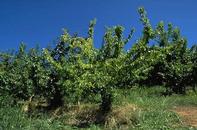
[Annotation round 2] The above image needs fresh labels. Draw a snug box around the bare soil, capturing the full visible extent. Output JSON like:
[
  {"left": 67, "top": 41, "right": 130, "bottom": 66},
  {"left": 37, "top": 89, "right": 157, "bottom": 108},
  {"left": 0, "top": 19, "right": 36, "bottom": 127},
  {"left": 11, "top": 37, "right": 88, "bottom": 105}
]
[{"left": 173, "top": 106, "right": 197, "bottom": 127}]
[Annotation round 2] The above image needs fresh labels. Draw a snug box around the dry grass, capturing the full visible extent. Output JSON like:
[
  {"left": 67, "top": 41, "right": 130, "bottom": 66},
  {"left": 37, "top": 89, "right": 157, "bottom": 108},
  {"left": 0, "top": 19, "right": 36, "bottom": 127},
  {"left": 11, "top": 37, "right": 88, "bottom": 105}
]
[
  {"left": 47, "top": 103, "right": 139, "bottom": 129},
  {"left": 104, "top": 103, "right": 139, "bottom": 129}
]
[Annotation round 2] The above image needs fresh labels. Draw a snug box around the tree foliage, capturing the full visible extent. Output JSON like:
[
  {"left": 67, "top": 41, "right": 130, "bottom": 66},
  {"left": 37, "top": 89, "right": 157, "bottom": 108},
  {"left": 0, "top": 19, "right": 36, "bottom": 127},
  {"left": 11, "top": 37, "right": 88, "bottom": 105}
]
[{"left": 0, "top": 7, "right": 196, "bottom": 112}]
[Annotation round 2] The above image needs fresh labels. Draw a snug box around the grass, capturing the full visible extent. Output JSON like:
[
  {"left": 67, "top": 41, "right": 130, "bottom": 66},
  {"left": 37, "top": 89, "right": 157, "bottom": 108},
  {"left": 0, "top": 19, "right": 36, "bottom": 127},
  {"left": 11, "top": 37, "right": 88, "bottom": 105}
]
[
  {"left": 0, "top": 87, "right": 197, "bottom": 130},
  {"left": 114, "top": 87, "right": 197, "bottom": 129}
]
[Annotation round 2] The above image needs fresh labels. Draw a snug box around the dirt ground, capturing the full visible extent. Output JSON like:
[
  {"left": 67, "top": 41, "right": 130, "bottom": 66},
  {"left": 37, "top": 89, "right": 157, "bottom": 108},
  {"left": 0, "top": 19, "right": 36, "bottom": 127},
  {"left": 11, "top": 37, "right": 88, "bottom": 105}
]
[{"left": 173, "top": 106, "right": 197, "bottom": 128}]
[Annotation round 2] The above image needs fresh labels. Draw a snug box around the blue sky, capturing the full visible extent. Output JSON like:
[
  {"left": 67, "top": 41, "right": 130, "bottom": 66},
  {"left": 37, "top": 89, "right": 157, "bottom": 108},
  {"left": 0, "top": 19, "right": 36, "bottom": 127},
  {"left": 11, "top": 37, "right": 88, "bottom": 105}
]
[{"left": 0, "top": 0, "right": 197, "bottom": 51}]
